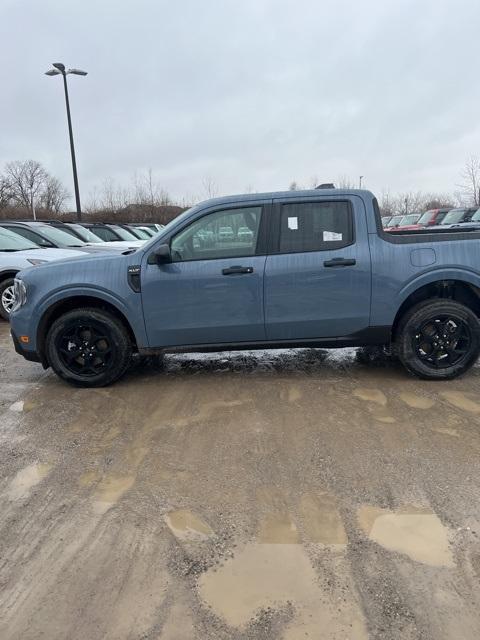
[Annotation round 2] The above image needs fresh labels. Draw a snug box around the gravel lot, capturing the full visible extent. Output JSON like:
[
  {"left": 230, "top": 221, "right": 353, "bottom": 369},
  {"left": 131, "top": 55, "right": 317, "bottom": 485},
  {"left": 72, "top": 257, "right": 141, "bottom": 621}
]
[{"left": 1, "top": 321, "right": 480, "bottom": 639}]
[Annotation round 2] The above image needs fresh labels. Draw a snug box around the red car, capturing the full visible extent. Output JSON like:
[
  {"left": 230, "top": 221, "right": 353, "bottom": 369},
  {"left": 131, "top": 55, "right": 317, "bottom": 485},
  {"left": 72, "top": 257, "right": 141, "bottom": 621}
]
[{"left": 391, "top": 208, "right": 451, "bottom": 231}]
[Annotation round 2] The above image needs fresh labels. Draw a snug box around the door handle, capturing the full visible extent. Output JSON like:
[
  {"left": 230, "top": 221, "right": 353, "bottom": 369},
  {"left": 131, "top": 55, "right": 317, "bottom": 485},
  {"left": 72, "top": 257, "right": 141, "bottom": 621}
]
[
  {"left": 323, "top": 258, "right": 356, "bottom": 267},
  {"left": 222, "top": 266, "right": 254, "bottom": 275}
]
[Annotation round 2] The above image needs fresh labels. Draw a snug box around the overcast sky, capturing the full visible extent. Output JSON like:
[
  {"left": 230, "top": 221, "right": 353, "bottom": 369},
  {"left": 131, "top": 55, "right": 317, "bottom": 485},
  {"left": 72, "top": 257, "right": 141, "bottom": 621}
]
[{"left": 1, "top": 0, "right": 479, "bottom": 206}]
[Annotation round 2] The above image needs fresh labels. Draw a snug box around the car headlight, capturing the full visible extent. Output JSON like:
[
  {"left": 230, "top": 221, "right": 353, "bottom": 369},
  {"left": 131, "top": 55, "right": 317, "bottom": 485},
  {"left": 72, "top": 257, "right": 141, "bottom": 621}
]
[
  {"left": 27, "top": 258, "right": 48, "bottom": 266},
  {"left": 11, "top": 278, "right": 27, "bottom": 313}
]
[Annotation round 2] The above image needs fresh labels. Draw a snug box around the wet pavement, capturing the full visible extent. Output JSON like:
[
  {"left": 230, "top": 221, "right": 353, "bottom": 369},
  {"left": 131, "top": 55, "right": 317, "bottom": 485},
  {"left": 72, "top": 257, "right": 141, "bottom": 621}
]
[{"left": 1, "top": 321, "right": 480, "bottom": 639}]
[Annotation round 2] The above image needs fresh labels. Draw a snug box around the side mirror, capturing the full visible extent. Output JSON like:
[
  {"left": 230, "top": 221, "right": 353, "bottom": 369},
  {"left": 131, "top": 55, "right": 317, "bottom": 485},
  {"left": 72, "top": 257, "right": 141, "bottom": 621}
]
[{"left": 153, "top": 243, "right": 172, "bottom": 265}]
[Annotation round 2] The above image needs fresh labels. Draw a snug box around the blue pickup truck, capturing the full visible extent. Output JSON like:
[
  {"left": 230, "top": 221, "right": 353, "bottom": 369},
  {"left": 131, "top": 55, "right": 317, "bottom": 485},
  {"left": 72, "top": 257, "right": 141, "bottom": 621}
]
[{"left": 9, "top": 188, "right": 480, "bottom": 386}]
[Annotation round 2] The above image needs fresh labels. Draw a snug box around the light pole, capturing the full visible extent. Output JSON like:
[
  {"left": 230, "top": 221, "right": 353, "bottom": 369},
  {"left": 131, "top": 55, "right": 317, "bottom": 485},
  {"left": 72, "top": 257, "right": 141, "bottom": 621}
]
[
  {"left": 359, "top": 175, "right": 364, "bottom": 189},
  {"left": 45, "top": 63, "right": 87, "bottom": 221}
]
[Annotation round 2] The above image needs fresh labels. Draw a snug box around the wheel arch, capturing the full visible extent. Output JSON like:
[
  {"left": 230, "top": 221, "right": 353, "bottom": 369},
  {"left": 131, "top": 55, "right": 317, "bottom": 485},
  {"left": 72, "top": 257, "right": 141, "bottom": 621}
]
[
  {"left": 37, "top": 295, "right": 138, "bottom": 363},
  {"left": 0, "top": 269, "right": 19, "bottom": 284},
  {"left": 392, "top": 279, "right": 480, "bottom": 340}
]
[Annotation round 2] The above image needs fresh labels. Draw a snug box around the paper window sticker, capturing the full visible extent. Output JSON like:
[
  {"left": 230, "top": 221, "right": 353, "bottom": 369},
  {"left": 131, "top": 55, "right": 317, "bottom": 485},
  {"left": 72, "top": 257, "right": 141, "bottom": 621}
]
[
  {"left": 287, "top": 217, "right": 298, "bottom": 230},
  {"left": 323, "top": 231, "right": 343, "bottom": 241}
]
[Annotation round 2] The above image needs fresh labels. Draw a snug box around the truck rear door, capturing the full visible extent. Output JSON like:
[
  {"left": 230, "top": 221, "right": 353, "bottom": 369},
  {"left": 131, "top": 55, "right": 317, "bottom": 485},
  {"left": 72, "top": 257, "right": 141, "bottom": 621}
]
[{"left": 264, "top": 195, "right": 371, "bottom": 340}]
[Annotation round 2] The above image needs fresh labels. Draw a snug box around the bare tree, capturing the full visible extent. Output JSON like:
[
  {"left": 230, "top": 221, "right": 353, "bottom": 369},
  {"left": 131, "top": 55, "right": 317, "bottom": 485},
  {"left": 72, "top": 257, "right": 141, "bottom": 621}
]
[
  {"left": 98, "top": 177, "right": 130, "bottom": 215},
  {"left": 202, "top": 176, "right": 219, "bottom": 199},
  {"left": 289, "top": 181, "right": 299, "bottom": 191},
  {"left": 336, "top": 175, "right": 356, "bottom": 189},
  {"left": 0, "top": 175, "right": 12, "bottom": 211},
  {"left": 4, "top": 160, "right": 48, "bottom": 219},
  {"left": 39, "top": 176, "right": 70, "bottom": 215},
  {"left": 458, "top": 156, "right": 480, "bottom": 206}
]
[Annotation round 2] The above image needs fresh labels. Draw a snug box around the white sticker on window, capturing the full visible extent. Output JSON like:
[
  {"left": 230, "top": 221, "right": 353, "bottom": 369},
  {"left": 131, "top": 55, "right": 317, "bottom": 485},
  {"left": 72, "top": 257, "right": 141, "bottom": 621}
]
[
  {"left": 323, "top": 231, "right": 343, "bottom": 241},
  {"left": 287, "top": 217, "right": 298, "bottom": 230}
]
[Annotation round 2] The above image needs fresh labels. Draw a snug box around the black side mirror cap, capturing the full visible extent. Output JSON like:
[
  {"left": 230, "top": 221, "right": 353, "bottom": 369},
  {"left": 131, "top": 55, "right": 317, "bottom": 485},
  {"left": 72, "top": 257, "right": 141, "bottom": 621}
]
[{"left": 148, "top": 243, "right": 172, "bottom": 265}]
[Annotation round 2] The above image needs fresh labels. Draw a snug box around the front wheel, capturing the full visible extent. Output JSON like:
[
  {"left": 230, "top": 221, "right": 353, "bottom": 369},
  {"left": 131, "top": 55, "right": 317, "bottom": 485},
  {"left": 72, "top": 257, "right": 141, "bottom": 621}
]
[
  {"left": 396, "top": 299, "right": 480, "bottom": 380},
  {"left": 45, "top": 308, "right": 132, "bottom": 387},
  {"left": 0, "top": 277, "right": 15, "bottom": 321}
]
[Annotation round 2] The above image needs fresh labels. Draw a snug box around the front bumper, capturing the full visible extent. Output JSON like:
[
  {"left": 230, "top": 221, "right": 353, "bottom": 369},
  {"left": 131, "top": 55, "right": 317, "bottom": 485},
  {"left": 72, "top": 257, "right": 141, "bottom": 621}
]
[{"left": 11, "top": 330, "right": 42, "bottom": 364}]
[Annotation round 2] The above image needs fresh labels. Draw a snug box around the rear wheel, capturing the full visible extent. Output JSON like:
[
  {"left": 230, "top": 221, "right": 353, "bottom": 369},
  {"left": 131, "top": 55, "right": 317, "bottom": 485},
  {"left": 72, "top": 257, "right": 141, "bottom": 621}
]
[
  {"left": 396, "top": 299, "right": 480, "bottom": 380},
  {"left": 0, "top": 277, "right": 15, "bottom": 321},
  {"left": 45, "top": 308, "right": 132, "bottom": 387}
]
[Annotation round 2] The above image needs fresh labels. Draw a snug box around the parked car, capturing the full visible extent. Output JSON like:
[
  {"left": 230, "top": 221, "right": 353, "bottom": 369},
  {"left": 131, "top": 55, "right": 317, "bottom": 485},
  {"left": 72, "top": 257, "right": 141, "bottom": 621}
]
[
  {"left": 134, "top": 225, "right": 156, "bottom": 237},
  {"left": 111, "top": 223, "right": 152, "bottom": 240},
  {"left": 42, "top": 221, "right": 137, "bottom": 251},
  {"left": 447, "top": 207, "right": 480, "bottom": 230},
  {"left": 218, "top": 226, "right": 235, "bottom": 241},
  {"left": 0, "top": 221, "right": 117, "bottom": 254},
  {"left": 0, "top": 227, "right": 84, "bottom": 320},
  {"left": 80, "top": 223, "right": 144, "bottom": 245},
  {"left": 10, "top": 187, "right": 480, "bottom": 386},
  {"left": 381, "top": 216, "right": 392, "bottom": 227},
  {"left": 130, "top": 223, "right": 164, "bottom": 233},
  {"left": 237, "top": 226, "right": 254, "bottom": 241},
  {"left": 386, "top": 213, "right": 422, "bottom": 232},
  {"left": 384, "top": 215, "right": 404, "bottom": 229},
  {"left": 431, "top": 207, "right": 478, "bottom": 228},
  {"left": 415, "top": 208, "right": 451, "bottom": 228}
]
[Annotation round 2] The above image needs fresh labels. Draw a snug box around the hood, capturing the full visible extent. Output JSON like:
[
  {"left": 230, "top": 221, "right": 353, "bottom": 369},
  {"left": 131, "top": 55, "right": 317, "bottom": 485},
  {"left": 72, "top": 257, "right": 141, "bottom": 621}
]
[
  {"left": 16, "top": 248, "right": 86, "bottom": 260},
  {"left": 85, "top": 240, "right": 142, "bottom": 250}
]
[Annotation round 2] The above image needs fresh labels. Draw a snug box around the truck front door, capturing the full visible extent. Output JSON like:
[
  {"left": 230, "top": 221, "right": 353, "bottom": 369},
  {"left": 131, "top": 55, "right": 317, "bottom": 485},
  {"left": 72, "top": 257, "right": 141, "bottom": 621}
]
[{"left": 141, "top": 204, "right": 267, "bottom": 348}]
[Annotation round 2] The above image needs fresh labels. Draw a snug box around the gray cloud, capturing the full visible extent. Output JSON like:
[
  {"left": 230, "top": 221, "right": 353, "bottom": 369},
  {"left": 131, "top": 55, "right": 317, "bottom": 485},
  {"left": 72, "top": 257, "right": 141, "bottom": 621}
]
[{"left": 1, "top": 0, "right": 479, "bottom": 205}]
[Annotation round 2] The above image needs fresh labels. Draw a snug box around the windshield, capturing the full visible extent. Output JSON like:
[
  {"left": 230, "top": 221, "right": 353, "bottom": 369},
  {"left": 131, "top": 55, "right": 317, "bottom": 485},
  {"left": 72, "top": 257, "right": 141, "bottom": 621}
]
[
  {"left": 39, "top": 225, "right": 87, "bottom": 246},
  {"left": 441, "top": 210, "right": 467, "bottom": 224},
  {"left": 0, "top": 227, "right": 39, "bottom": 251},
  {"left": 70, "top": 225, "right": 105, "bottom": 243},
  {"left": 401, "top": 214, "right": 420, "bottom": 225},
  {"left": 112, "top": 226, "right": 139, "bottom": 241},
  {"left": 417, "top": 210, "right": 437, "bottom": 225},
  {"left": 471, "top": 209, "right": 480, "bottom": 222},
  {"left": 387, "top": 215, "right": 404, "bottom": 227}
]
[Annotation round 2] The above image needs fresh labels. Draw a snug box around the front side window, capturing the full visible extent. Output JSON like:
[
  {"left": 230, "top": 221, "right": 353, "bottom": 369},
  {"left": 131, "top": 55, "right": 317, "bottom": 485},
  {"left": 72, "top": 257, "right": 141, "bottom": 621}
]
[
  {"left": 278, "top": 201, "right": 353, "bottom": 253},
  {"left": 171, "top": 206, "right": 262, "bottom": 261}
]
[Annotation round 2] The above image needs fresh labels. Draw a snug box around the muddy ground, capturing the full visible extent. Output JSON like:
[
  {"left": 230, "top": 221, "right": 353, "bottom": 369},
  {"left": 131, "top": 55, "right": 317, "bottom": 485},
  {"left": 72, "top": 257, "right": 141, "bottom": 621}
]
[{"left": 1, "top": 321, "right": 480, "bottom": 639}]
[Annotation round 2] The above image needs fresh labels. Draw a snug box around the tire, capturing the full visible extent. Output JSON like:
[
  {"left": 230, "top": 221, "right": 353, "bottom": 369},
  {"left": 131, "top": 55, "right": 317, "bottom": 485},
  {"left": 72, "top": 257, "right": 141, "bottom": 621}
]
[
  {"left": 45, "top": 308, "right": 132, "bottom": 387},
  {"left": 396, "top": 299, "right": 480, "bottom": 380},
  {"left": 0, "top": 277, "right": 15, "bottom": 321}
]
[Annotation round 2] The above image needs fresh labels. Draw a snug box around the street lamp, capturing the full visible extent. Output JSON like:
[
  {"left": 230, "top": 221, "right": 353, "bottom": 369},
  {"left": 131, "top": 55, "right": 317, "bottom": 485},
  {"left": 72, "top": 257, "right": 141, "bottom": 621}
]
[
  {"left": 359, "top": 175, "right": 364, "bottom": 189},
  {"left": 45, "top": 62, "right": 87, "bottom": 221}
]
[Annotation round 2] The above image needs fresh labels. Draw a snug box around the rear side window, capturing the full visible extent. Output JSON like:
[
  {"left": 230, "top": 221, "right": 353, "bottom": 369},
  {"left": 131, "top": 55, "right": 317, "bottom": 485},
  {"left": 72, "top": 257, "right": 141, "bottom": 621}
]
[{"left": 278, "top": 201, "right": 353, "bottom": 253}]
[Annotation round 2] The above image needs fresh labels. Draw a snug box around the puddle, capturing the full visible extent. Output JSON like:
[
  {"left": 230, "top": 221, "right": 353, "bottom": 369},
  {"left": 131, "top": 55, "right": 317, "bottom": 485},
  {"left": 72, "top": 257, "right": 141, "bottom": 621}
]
[
  {"left": 258, "top": 512, "right": 299, "bottom": 544},
  {"left": 299, "top": 493, "right": 347, "bottom": 545},
  {"left": 440, "top": 391, "right": 480, "bottom": 414},
  {"left": 434, "top": 427, "right": 459, "bottom": 437},
  {"left": 198, "top": 543, "right": 367, "bottom": 636},
  {"left": 400, "top": 393, "right": 435, "bottom": 410},
  {"left": 281, "top": 386, "right": 302, "bottom": 402},
  {"left": 353, "top": 388, "right": 387, "bottom": 406},
  {"left": 372, "top": 412, "right": 396, "bottom": 424},
  {"left": 92, "top": 474, "right": 135, "bottom": 514},
  {"left": 358, "top": 505, "right": 454, "bottom": 567},
  {"left": 7, "top": 462, "right": 52, "bottom": 500},
  {"left": 165, "top": 509, "right": 214, "bottom": 541},
  {"left": 175, "top": 399, "right": 245, "bottom": 427},
  {"left": 79, "top": 470, "right": 102, "bottom": 487}
]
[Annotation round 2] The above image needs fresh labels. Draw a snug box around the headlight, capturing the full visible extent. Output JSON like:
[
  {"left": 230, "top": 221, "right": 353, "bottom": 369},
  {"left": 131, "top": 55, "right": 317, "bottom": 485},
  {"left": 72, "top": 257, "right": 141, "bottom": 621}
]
[
  {"left": 27, "top": 258, "right": 48, "bottom": 266},
  {"left": 11, "top": 278, "right": 27, "bottom": 313}
]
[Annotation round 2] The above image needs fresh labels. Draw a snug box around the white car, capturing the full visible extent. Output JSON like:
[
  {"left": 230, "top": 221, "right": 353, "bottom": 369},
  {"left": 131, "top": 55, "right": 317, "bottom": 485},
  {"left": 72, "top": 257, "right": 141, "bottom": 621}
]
[
  {"left": 61, "top": 223, "right": 143, "bottom": 251},
  {"left": 0, "top": 227, "right": 84, "bottom": 320}
]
